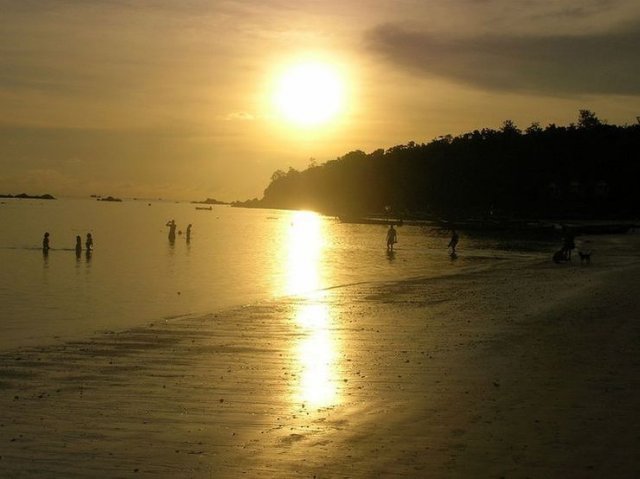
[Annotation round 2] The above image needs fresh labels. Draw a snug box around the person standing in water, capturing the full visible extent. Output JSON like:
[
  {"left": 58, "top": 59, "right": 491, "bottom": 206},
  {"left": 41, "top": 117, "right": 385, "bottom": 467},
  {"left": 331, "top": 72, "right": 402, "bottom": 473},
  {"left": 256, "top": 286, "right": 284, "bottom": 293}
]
[
  {"left": 85, "top": 233, "right": 93, "bottom": 252},
  {"left": 186, "top": 223, "right": 192, "bottom": 242},
  {"left": 166, "top": 219, "right": 177, "bottom": 242},
  {"left": 386, "top": 224, "right": 398, "bottom": 252},
  {"left": 75, "top": 235, "right": 82, "bottom": 257},
  {"left": 42, "top": 232, "right": 50, "bottom": 252},
  {"left": 448, "top": 229, "right": 459, "bottom": 255}
]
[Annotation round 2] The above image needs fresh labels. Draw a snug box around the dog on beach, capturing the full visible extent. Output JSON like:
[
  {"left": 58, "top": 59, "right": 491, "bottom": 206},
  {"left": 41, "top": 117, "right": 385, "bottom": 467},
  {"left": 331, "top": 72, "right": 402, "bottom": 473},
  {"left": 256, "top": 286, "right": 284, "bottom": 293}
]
[{"left": 578, "top": 250, "right": 592, "bottom": 264}]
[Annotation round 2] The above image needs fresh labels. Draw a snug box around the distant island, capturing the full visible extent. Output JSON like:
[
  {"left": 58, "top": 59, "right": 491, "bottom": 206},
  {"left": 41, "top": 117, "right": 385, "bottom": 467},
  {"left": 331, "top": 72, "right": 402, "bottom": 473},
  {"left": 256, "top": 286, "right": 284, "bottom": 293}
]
[
  {"left": 191, "top": 198, "right": 229, "bottom": 205},
  {"left": 232, "top": 110, "right": 640, "bottom": 221},
  {"left": 97, "top": 196, "right": 123, "bottom": 202},
  {"left": 0, "top": 193, "right": 55, "bottom": 200}
]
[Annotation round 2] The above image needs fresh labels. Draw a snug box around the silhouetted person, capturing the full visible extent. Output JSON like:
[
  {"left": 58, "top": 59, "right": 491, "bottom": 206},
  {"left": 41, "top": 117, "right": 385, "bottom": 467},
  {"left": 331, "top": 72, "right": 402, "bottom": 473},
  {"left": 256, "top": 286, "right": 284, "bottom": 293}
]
[
  {"left": 75, "top": 235, "right": 82, "bottom": 257},
  {"left": 561, "top": 228, "right": 575, "bottom": 260},
  {"left": 386, "top": 224, "right": 398, "bottom": 251},
  {"left": 166, "top": 219, "right": 177, "bottom": 242},
  {"left": 186, "top": 223, "right": 192, "bottom": 242},
  {"left": 85, "top": 233, "right": 93, "bottom": 252},
  {"left": 42, "top": 232, "right": 50, "bottom": 252},
  {"left": 448, "top": 229, "right": 459, "bottom": 255}
]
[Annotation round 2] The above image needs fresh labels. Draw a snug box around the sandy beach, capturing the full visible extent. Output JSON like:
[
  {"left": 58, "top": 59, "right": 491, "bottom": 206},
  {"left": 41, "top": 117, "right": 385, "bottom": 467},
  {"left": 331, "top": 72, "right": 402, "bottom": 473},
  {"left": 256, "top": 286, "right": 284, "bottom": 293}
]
[{"left": 2, "top": 236, "right": 640, "bottom": 478}]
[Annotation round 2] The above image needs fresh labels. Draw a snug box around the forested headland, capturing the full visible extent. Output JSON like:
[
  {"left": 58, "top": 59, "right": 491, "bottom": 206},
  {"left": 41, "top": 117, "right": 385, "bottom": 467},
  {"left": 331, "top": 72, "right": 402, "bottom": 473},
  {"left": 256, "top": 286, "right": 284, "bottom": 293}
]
[{"left": 234, "top": 111, "right": 639, "bottom": 220}]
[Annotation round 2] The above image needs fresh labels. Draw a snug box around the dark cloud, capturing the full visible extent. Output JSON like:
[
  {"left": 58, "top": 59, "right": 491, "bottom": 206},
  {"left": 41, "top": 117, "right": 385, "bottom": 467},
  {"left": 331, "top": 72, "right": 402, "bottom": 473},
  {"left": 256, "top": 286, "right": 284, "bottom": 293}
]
[
  {"left": 365, "top": 22, "right": 640, "bottom": 95},
  {"left": 451, "top": 0, "right": 626, "bottom": 26}
]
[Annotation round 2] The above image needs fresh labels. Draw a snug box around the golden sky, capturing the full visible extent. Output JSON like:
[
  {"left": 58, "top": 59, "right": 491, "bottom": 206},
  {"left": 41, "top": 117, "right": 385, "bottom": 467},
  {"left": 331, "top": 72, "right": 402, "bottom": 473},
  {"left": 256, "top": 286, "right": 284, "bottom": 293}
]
[{"left": 1, "top": 0, "right": 639, "bottom": 201}]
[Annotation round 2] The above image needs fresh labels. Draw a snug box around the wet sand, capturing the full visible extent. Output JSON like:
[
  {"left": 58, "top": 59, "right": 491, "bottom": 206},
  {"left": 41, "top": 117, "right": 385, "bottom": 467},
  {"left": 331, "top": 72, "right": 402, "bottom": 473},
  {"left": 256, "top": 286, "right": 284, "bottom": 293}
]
[{"left": 2, "top": 241, "right": 640, "bottom": 478}]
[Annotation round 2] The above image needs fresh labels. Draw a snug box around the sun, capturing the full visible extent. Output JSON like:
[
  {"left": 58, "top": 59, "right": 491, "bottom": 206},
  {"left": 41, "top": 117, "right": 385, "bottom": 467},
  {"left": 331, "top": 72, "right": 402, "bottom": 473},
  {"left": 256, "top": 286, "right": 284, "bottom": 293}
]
[{"left": 273, "top": 61, "right": 345, "bottom": 127}]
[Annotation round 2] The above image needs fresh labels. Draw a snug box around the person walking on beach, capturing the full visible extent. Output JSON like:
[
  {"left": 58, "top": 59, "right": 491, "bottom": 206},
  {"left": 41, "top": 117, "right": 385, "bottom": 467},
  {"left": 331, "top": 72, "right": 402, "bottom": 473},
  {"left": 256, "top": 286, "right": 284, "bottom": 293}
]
[
  {"left": 75, "top": 235, "right": 82, "bottom": 257},
  {"left": 85, "top": 233, "right": 93, "bottom": 252},
  {"left": 42, "top": 232, "right": 50, "bottom": 252},
  {"left": 166, "top": 219, "right": 177, "bottom": 242},
  {"left": 448, "top": 229, "right": 459, "bottom": 256},
  {"left": 186, "top": 223, "right": 192, "bottom": 242},
  {"left": 386, "top": 224, "right": 398, "bottom": 252},
  {"left": 561, "top": 228, "right": 575, "bottom": 261}
]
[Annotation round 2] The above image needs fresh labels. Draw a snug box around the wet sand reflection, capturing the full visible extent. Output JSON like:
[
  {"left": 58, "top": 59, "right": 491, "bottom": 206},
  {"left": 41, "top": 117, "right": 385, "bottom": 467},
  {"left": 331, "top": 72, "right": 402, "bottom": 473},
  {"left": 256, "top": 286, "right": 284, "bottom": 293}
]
[
  {"left": 294, "top": 301, "right": 338, "bottom": 407},
  {"left": 284, "top": 212, "right": 340, "bottom": 409}
]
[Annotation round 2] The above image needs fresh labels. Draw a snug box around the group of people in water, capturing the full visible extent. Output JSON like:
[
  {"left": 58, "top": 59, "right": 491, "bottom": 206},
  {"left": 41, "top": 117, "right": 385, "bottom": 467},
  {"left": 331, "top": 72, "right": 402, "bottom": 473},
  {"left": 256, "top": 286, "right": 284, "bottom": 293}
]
[
  {"left": 166, "top": 220, "right": 192, "bottom": 243},
  {"left": 386, "top": 224, "right": 459, "bottom": 257},
  {"left": 42, "top": 232, "right": 93, "bottom": 257},
  {"left": 41, "top": 219, "right": 192, "bottom": 258}
]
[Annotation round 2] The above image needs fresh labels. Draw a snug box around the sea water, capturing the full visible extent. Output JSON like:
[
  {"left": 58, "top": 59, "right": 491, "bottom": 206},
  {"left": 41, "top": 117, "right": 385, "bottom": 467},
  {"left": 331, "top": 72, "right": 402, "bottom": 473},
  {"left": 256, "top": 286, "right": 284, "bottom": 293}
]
[{"left": 0, "top": 198, "right": 552, "bottom": 350}]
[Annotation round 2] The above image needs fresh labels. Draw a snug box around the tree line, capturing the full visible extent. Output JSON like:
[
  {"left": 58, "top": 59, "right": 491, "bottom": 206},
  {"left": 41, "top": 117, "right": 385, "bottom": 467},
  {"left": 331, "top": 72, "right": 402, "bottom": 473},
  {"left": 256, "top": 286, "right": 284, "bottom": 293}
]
[{"left": 233, "top": 111, "right": 640, "bottom": 219}]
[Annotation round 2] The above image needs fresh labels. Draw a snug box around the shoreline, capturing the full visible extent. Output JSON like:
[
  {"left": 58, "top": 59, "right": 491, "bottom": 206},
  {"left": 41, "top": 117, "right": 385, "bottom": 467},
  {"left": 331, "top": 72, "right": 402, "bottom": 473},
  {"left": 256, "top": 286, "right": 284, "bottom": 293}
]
[
  {"left": 1, "top": 241, "right": 640, "bottom": 477},
  {"left": 0, "top": 246, "right": 540, "bottom": 354}
]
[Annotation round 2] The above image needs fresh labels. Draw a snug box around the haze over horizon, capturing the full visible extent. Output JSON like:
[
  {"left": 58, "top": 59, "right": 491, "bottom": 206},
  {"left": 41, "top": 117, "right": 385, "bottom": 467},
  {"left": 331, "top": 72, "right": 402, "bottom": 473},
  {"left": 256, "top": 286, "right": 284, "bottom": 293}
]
[{"left": 2, "top": 0, "right": 639, "bottom": 202}]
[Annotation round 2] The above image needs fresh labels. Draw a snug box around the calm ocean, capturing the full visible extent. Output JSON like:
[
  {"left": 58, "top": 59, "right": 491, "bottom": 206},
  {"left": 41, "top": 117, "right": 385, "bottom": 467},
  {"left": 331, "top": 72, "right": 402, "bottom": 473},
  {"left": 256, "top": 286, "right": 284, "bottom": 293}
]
[{"left": 0, "top": 198, "right": 551, "bottom": 350}]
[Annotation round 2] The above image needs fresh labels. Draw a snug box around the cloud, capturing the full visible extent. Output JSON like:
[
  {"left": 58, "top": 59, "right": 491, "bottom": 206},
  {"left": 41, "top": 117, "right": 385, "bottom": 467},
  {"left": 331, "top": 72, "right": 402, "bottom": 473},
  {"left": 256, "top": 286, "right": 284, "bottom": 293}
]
[
  {"left": 365, "top": 22, "right": 640, "bottom": 95},
  {"left": 426, "top": 0, "right": 638, "bottom": 35}
]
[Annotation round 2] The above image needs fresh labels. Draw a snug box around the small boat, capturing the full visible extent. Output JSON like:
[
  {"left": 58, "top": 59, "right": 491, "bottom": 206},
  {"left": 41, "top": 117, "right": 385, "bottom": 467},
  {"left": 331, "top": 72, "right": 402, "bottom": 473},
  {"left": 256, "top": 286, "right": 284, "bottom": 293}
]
[{"left": 195, "top": 206, "right": 213, "bottom": 211}]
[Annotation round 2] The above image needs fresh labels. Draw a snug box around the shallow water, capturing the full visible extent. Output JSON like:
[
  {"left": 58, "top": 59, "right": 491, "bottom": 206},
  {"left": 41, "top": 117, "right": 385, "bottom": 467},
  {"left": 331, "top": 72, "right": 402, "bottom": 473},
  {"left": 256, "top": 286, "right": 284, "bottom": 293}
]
[{"left": 0, "top": 198, "right": 553, "bottom": 349}]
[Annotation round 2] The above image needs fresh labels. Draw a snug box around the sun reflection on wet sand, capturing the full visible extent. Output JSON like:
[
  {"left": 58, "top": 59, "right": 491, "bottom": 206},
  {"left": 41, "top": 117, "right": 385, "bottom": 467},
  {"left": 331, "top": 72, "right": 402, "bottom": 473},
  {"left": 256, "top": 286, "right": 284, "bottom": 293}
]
[
  {"left": 284, "top": 211, "right": 340, "bottom": 408},
  {"left": 295, "top": 302, "right": 338, "bottom": 407}
]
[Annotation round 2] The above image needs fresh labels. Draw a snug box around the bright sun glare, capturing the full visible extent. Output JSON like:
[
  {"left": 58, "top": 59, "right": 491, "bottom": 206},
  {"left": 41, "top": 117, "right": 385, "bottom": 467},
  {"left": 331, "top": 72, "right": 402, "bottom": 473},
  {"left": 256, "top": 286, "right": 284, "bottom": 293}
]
[{"left": 274, "top": 61, "right": 345, "bottom": 127}]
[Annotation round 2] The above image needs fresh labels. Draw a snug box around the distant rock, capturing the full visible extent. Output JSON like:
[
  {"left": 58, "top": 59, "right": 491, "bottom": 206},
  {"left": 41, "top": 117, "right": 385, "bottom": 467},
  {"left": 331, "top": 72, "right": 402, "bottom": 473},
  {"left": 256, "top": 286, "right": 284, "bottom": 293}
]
[
  {"left": 0, "top": 193, "right": 56, "bottom": 200},
  {"left": 231, "top": 198, "right": 261, "bottom": 208},
  {"left": 191, "top": 198, "right": 228, "bottom": 205}
]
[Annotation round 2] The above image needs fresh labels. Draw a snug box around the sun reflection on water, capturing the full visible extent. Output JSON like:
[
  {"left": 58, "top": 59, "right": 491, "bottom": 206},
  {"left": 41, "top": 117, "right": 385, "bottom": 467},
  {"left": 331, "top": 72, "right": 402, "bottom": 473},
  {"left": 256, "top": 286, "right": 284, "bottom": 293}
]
[
  {"left": 284, "top": 211, "right": 324, "bottom": 296},
  {"left": 283, "top": 211, "right": 340, "bottom": 408}
]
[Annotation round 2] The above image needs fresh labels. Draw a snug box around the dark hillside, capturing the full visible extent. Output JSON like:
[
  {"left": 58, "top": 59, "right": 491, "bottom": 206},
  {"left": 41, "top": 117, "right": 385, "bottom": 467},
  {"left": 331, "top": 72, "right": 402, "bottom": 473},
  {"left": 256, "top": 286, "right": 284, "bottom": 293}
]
[{"left": 237, "top": 111, "right": 640, "bottom": 219}]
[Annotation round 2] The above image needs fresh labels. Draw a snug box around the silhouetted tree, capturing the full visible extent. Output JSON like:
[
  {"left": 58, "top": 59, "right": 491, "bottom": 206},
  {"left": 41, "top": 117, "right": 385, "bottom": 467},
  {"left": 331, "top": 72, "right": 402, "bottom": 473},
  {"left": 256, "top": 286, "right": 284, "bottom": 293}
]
[
  {"left": 577, "top": 109, "right": 603, "bottom": 129},
  {"left": 243, "top": 111, "right": 639, "bottom": 219}
]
